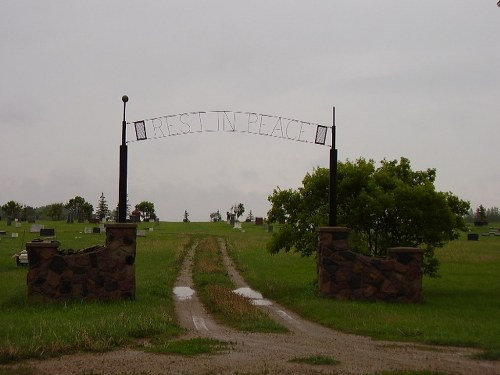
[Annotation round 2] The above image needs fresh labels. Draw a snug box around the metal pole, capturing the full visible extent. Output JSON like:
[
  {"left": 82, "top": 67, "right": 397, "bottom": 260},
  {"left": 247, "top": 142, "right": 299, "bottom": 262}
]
[
  {"left": 329, "top": 106, "right": 338, "bottom": 227},
  {"left": 118, "top": 95, "right": 129, "bottom": 223}
]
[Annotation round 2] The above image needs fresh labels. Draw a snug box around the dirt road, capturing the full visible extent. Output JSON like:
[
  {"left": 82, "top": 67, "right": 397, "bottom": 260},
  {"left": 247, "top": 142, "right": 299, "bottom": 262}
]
[{"left": 7, "top": 239, "right": 500, "bottom": 374}]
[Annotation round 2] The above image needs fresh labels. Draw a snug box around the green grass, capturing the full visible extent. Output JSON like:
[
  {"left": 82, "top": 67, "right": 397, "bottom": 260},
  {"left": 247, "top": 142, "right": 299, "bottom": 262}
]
[
  {"left": 146, "top": 337, "right": 232, "bottom": 356},
  {"left": 225, "top": 222, "right": 500, "bottom": 357},
  {"left": 192, "top": 236, "right": 287, "bottom": 333},
  {"left": 0, "top": 221, "right": 187, "bottom": 363},
  {"left": 0, "top": 220, "right": 499, "bottom": 364}
]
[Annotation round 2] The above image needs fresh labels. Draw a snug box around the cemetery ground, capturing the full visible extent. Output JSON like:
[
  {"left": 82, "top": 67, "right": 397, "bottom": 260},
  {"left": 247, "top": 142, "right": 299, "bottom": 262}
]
[{"left": 0, "top": 221, "right": 498, "bottom": 374}]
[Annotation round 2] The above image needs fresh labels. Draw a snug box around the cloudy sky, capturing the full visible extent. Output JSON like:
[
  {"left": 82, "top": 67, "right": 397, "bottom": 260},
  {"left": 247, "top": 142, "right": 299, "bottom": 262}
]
[{"left": 1, "top": 1, "right": 499, "bottom": 222}]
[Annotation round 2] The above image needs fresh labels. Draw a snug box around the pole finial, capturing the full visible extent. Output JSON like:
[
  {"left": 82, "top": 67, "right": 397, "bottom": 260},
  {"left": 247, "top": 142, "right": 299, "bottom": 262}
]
[{"left": 122, "top": 95, "right": 129, "bottom": 103}]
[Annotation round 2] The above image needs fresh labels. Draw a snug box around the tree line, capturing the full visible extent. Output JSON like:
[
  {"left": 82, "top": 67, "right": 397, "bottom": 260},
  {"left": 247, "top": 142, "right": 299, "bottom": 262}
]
[{"left": 0, "top": 194, "right": 158, "bottom": 223}]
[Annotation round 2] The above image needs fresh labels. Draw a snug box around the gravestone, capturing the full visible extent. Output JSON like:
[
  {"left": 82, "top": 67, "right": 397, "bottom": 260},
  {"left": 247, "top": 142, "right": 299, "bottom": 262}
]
[
  {"left": 467, "top": 233, "right": 479, "bottom": 241},
  {"left": 92, "top": 227, "right": 101, "bottom": 234},
  {"left": 255, "top": 217, "right": 263, "bottom": 225},
  {"left": 40, "top": 228, "right": 55, "bottom": 237},
  {"left": 137, "top": 230, "right": 147, "bottom": 237},
  {"left": 84, "top": 227, "right": 92, "bottom": 234},
  {"left": 30, "top": 224, "right": 44, "bottom": 233}
]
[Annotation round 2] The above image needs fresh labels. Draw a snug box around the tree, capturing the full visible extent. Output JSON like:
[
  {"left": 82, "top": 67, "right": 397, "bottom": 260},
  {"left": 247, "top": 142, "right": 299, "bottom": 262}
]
[
  {"left": 46, "top": 203, "right": 65, "bottom": 221},
  {"left": 183, "top": 209, "right": 190, "bottom": 222},
  {"left": 96, "top": 193, "right": 110, "bottom": 221},
  {"left": 210, "top": 210, "right": 222, "bottom": 222},
  {"left": 245, "top": 209, "right": 254, "bottom": 222},
  {"left": 65, "top": 196, "right": 93, "bottom": 223},
  {"left": 267, "top": 158, "right": 469, "bottom": 276},
  {"left": 136, "top": 201, "right": 155, "bottom": 221},
  {"left": 474, "top": 205, "right": 488, "bottom": 226},
  {"left": 232, "top": 203, "right": 245, "bottom": 221},
  {"left": 1, "top": 201, "right": 23, "bottom": 219}
]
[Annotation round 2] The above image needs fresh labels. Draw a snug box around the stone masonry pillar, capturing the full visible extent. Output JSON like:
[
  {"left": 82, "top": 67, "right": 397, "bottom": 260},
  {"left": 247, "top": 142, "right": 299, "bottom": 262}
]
[{"left": 317, "top": 227, "right": 350, "bottom": 296}]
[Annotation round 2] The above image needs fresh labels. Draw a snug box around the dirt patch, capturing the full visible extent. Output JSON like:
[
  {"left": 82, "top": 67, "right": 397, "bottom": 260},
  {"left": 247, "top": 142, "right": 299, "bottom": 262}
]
[{"left": 4, "top": 239, "right": 499, "bottom": 374}]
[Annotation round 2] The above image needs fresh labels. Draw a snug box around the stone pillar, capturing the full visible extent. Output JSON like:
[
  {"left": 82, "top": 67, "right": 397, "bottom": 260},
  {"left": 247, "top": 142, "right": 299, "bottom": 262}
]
[
  {"left": 25, "top": 223, "right": 137, "bottom": 301},
  {"left": 317, "top": 227, "right": 350, "bottom": 297},
  {"left": 387, "top": 247, "right": 425, "bottom": 302},
  {"left": 105, "top": 223, "right": 137, "bottom": 300}
]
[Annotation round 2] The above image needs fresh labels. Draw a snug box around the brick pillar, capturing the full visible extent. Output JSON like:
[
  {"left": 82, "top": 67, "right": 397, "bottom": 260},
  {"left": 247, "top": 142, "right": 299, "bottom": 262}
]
[{"left": 317, "top": 227, "right": 350, "bottom": 296}]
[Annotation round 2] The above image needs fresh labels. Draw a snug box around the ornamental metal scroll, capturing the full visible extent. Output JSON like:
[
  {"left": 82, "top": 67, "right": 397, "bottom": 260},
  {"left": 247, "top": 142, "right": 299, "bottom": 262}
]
[{"left": 128, "top": 111, "right": 331, "bottom": 146}]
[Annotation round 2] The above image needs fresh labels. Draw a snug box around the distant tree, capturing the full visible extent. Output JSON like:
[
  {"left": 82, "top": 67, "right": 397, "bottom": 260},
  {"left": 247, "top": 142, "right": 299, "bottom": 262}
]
[
  {"left": 96, "top": 193, "right": 110, "bottom": 221},
  {"left": 183, "top": 210, "right": 190, "bottom": 222},
  {"left": 245, "top": 209, "right": 254, "bottom": 222},
  {"left": 232, "top": 203, "right": 245, "bottom": 221},
  {"left": 210, "top": 210, "right": 222, "bottom": 222},
  {"left": 474, "top": 205, "right": 488, "bottom": 226},
  {"left": 1, "top": 201, "right": 23, "bottom": 219},
  {"left": 486, "top": 207, "right": 500, "bottom": 222},
  {"left": 136, "top": 201, "right": 155, "bottom": 221},
  {"left": 46, "top": 203, "right": 65, "bottom": 221},
  {"left": 65, "top": 196, "right": 93, "bottom": 223}
]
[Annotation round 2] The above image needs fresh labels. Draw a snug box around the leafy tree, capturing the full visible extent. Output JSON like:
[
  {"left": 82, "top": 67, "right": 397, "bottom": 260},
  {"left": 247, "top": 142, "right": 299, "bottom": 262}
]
[
  {"left": 1, "top": 201, "right": 23, "bottom": 219},
  {"left": 232, "top": 203, "right": 245, "bottom": 221},
  {"left": 96, "top": 193, "right": 110, "bottom": 221},
  {"left": 136, "top": 201, "right": 155, "bottom": 221},
  {"left": 210, "top": 210, "right": 222, "bottom": 222},
  {"left": 46, "top": 203, "right": 65, "bottom": 221},
  {"left": 65, "top": 196, "right": 93, "bottom": 223},
  {"left": 267, "top": 158, "right": 469, "bottom": 276}
]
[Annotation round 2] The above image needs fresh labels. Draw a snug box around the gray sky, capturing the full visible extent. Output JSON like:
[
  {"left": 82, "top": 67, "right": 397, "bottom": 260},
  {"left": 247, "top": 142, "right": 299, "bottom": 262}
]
[{"left": 1, "top": 1, "right": 499, "bottom": 222}]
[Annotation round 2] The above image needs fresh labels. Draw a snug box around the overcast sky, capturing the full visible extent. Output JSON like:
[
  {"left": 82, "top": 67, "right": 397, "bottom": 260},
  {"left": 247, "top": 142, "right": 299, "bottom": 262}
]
[{"left": 1, "top": 1, "right": 499, "bottom": 222}]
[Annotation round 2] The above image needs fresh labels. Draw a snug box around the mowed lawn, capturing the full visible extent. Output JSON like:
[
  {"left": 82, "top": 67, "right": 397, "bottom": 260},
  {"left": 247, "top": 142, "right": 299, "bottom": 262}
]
[{"left": 0, "top": 220, "right": 498, "bottom": 363}]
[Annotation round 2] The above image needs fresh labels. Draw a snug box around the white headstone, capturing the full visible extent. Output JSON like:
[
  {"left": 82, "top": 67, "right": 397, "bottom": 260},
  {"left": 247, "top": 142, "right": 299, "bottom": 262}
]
[
  {"left": 137, "top": 230, "right": 147, "bottom": 237},
  {"left": 84, "top": 227, "right": 92, "bottom": 234}
]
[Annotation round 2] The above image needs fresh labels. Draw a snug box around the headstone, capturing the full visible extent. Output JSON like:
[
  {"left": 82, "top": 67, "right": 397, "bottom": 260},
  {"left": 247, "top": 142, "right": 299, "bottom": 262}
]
[
  {"left": 149, "top": 227, "right": 154, "bottom": 232},
  {"left": 234, "top": 222, "right": 242, "bottom": 229},
  {"left": 15, "top": 222, "right": 22, "bottom": 228},
  {"left": 30, "top": 224, "right": 44, "bottom": 233},
  {"left": 137, "top": 230, "right": 147, "bottom": 237},
  {"left": 92, "top": 227, "right": 101, "bottom": 234},
  {"left": 11, "top": 233, "right": 19, "bottom": 238},
  {"left": 40, "top": 228, "right": 55, "bottom": 237},
  {"left": 467, "top": 233, "right": 479, "bottom": 241},
  {"left": 84, "top": 227, "right": 92, "bottom": 234},
  {"left": 255, "top": 217, "right": 264, "bottom": 225}
]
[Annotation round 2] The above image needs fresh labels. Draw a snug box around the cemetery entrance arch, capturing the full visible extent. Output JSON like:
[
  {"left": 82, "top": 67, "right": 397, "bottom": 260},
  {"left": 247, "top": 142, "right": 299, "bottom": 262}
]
[{"left": 119, "top": 99, "right": 338, "bottom": 225}]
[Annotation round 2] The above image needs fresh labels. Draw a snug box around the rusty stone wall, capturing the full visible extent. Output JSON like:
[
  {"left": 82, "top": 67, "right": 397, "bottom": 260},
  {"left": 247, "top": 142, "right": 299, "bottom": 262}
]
[
  {"left": 26, "top": 223, "right": 137, "bottom": 301},
  {"left": 317, "top": 227, "right": 424, "bottom": 302}
]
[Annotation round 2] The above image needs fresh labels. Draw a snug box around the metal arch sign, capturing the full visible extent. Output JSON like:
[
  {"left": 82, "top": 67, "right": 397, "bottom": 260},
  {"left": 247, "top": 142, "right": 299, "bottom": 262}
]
[{"left": 128, "top": 111, "right": 331, "bottom": 146}]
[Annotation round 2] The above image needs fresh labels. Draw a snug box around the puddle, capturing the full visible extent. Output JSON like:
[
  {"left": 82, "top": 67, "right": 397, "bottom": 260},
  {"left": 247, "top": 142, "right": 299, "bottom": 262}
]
[
  {"left": 233, "top": 287, "right": 273, "bottom": 306},
  {"left": 173, "top": 286, "right": 195, "bottom": 300}
]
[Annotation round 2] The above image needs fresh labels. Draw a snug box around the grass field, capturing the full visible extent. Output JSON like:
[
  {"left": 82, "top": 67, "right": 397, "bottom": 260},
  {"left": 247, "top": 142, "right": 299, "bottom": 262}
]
[{"left": 0, "top": 220, "right": 498, "bottom": 363}]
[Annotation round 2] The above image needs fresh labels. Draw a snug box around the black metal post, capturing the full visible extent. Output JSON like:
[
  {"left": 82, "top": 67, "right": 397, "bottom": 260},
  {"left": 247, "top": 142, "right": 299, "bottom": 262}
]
[
  {"left": 329, "top": 107, "right": 338, "bottom": 227},
  {"left": 118, "top": 95, "right": 129, "bottom": 223}
]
